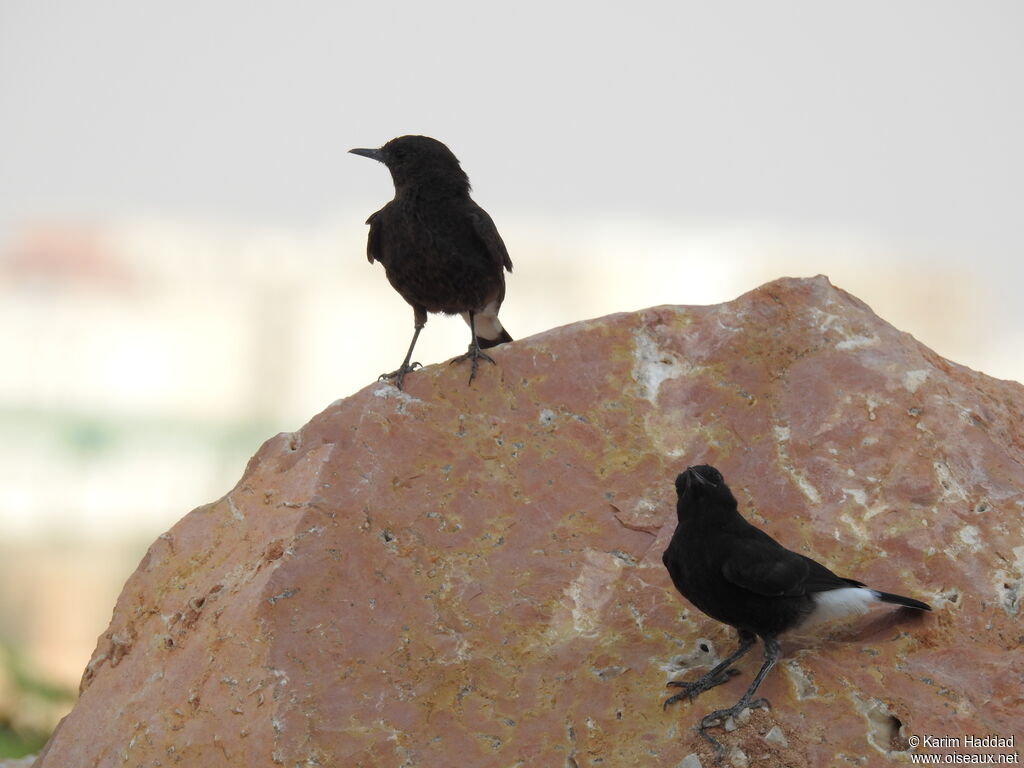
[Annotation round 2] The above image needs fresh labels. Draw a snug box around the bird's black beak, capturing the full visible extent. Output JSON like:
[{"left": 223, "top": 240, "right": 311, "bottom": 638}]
[
  {"left": 349, "top": 147, "right": 385, "bottom": 163},
  {"left": 686, "top": 466, "right": 714, "bottom": 487}
]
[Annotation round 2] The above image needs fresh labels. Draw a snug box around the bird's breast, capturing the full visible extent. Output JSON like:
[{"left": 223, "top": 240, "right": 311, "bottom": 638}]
[{"left": 371, "top": 204, "right": 504, "bottom": 314}]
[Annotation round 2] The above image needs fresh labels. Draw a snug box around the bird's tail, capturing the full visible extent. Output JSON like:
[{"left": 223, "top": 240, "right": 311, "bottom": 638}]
[
  {"left": 463, "top": 306, "right": 512, "bottom": 349},
  {"left": 478, "top": 328, "right": 513, "bottom": 349},
  {"left": 872, "top": 590, "right": 932, "bottom": 611}
]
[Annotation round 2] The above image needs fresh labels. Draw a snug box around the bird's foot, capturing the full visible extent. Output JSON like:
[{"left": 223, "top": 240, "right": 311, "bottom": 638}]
[
  {"left": 449, "top": 345, "right": 495, "bottom": 383},
  {"left": 378, "top": 361, "right": 422, "bottom": 390},
  {"left": 662, "top": 667, "right": 741, "bottom": 710},
  {"left": 697, "top": 697, "right": 770, "bottom": 764},
  {"left": 698, "top": 696, "right": 769, "bottom": 731}
]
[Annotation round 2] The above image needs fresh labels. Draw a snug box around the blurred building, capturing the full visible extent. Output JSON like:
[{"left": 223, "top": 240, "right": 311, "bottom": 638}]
[{"left": 0, "top": 217, "right": 367, "bottom": 740}]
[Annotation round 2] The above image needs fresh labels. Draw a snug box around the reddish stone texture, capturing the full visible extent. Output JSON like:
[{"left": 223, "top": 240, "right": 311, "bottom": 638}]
[{"left": 35, "top": 277, "right": 1024, "bottom": 767}]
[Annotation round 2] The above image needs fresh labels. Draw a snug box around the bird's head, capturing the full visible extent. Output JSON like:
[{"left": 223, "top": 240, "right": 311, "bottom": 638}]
[
  {"left": 349, "top": 135, "right": 470, "bottom": 195},
  {"left": 674, "top": 464, "right": 736, "bottom": 518}
]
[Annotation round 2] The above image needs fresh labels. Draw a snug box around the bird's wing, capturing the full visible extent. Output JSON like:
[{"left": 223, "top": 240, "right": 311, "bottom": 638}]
[
  {"left": 365, "top": 207, "right": 386, "bottom": 264},
  {"left": 722, "top": 532, "right": 861, "bottom": 597},
  {"left": 469, "top": 206, "right": 513, "bottom": 273},
  {"left": 721, "top": 535, "right": 811, "bottom": 597},
  {"left": 798, "top": 554, "right": 864, "bottom": 592}
]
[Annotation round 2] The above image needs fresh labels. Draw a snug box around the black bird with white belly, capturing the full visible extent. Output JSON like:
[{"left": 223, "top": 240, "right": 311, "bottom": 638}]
[
  {"left": 349, "top": 135, "right": 513, "bottom": 390},
  {"left": 662, "top": 465, "right": 931, "bottom": 753}
]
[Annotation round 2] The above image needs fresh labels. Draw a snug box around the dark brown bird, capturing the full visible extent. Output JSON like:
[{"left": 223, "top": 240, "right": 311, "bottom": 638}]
[
  {"left": 349, "top": 135, "right": 513, "bottom": 389},
  {"left": 662, "top": 465, "right": 931, "bottom": 758}
]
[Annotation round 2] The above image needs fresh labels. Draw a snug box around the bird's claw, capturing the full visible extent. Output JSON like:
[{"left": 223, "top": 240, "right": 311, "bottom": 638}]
[
  {"left": 662, "top": 690, "right": 690, "bottom": 711},
  {"left": 698, "top": 697, "right": 770, "bottom": 731},
  {"left": 662, "top": 667, "right": 741, "bottom": 710},
  {"left": 378, "top": 361, "right": 422, "bottom": 390},
  {"left": 449, "top": 347, "right": 496, "bottom": 383}
]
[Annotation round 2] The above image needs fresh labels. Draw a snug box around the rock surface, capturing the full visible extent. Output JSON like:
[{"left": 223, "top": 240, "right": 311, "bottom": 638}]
[{"left": 36, "top": 276, "right": 1024, "bottom": 766}]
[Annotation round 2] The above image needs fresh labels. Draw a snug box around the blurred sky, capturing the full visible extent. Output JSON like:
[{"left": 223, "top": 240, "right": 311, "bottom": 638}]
[
  {"left": 0, "top": 0, "right": 1022, "bottom": 715},
  {"left": 1, "top": 1, "right": 1021, "bottom": 254}
]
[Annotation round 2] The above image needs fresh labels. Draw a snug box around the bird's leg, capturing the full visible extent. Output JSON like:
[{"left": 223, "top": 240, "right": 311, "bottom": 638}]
[
  {"left": 379, "top": 309, "right": 426, "bottom": 390},
  {"left": 448, "top": 311, "right": 496, "bottom": 383},
  {"left": 697, "top": 636, "right": 779, "bottom": 762},
  {"left": 663, "top": 631, "right": 756, "bottom": 710}
]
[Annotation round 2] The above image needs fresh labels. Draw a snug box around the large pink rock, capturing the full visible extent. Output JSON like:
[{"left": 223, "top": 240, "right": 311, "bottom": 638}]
[{"left": 36, "top": 277, "right": 1023, "bottom": 766}]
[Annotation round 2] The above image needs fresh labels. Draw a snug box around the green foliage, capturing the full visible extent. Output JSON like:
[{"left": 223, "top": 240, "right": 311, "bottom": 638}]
[
  {"left": 0, "top": 642, "right": 77, "bottom": 759},
  {"left": 0, "top": 722, "right": 49, "bottom": 759}
]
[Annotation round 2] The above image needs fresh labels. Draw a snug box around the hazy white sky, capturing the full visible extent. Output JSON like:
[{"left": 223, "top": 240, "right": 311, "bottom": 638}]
[{"left": 2, "top": 1, "right": 1022, "bottom": 365}]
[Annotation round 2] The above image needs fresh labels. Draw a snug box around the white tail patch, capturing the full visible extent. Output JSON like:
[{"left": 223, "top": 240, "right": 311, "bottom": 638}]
[
  {"left": 805, "top": 586, "right": 879, "bottom": 626},
  {"left": 461, "top": 299, "right": 504, "bottom": 341}
]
